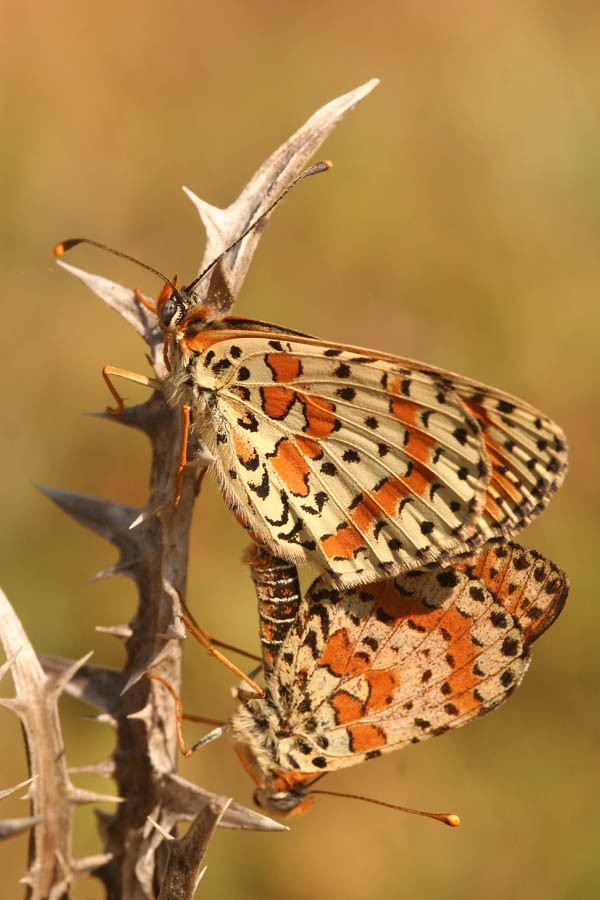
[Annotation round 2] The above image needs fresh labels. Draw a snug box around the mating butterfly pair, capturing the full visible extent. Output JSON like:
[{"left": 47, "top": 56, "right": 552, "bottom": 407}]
[{"left": 55, "top": 214, "right": 568, "bottom": 820}]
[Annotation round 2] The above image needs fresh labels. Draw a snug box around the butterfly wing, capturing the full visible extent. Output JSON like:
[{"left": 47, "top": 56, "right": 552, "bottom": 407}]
[
  {"left": 453, "top": 541, "right": 567, "bottom": 641},
  {"left": 181, "top": 326, "right": 567, "bottom": 587},
  {"left": 258, "top": 541, "right": 567, "bottom": 775}
]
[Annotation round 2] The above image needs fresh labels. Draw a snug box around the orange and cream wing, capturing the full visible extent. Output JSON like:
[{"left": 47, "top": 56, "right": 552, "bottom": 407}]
[
  {"left": 231, "top": 541, "right": 567, "bottom": 782},
  {"left": 452, "top": 541, "right": 567, "bottom": 641},
  {"left": 179, "top": 326, "right": 567, "bottom": 587}
]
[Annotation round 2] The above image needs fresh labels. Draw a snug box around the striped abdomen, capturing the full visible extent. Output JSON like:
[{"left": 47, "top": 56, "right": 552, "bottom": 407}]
[{"left": 244, "top": 544, "right": 301, "bottom": 675}]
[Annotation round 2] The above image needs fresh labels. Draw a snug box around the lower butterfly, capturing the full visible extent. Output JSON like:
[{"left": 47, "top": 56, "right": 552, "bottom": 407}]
[
  {"left": 55, "top": 201, "right": 567, "bottom": 588},
  {"left": 224, "top": 541, "right": 567, "bottom": 816}
]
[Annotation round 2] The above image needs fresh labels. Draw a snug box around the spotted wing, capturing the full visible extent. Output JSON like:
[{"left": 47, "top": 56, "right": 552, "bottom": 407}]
[
  {"left": 262, "top": 541, "right": 567, "bottom": 775},
  {"left": 184, "top": 328, "right": 567, "bottom": 587},
  {"left": 452, "top": 542, "right": 567, "bottom": 641}
]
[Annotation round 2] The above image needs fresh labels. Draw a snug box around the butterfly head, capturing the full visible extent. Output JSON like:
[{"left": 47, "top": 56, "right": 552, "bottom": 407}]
[
  {"left": 154, "top": 278, "right": 215, "bottom": 335},
  {"left": 233, "top": 738, "right": 317, "bottom": 817},
  {"left": 253, "top": 784, "right": 314, "bottom": 817},
  {"left": 252, "top": 769, "right": 319, "bottom": 817}
]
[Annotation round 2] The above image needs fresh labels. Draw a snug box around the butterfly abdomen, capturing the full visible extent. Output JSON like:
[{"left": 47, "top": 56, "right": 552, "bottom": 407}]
[{"left": 244, "top": 544, "right": 302, "bottom": 675}]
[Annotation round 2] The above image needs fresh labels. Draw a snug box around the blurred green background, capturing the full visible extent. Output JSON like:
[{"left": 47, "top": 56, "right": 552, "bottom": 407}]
[{"left": 1, "top": 1, "right": 598, "bottom": 897}]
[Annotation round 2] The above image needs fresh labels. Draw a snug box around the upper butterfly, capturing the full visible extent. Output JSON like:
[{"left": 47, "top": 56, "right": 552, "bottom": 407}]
[{"left": 54, "top": 241, "right": 567, "bottom": 589}]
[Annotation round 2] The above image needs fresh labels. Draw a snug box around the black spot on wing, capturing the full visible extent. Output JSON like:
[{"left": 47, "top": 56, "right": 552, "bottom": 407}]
[
  {"left": 301, "top": 491, "right": 328, "bottom": 515},
  {"left": 334, "top": 363, "right": 351, "bottom": 378},
  {"left": 249, "top": 466, "right": 270, "bottom": 499},
  {"left": 212, "top": 358, "right": 232, "bottom": 375}
]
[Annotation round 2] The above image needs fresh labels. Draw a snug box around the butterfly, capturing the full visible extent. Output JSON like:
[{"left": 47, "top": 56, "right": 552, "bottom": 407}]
[
  {"left": 231, "top": 541, "right": 567, "bottom": 816},
  {"left": 54, "top": 236, "right": 567, "bottom": 588},
  {"left": 144, "top": 288, "right": 568, "bottom": 587}
]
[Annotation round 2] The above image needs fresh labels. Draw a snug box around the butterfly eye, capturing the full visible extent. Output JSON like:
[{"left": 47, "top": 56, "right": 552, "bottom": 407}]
[
  {"left": 159, "top": 298, "right": 178, "bottom": 327},
  {"left": 253, "top": 787, "right": 305, "bottom": 813}
]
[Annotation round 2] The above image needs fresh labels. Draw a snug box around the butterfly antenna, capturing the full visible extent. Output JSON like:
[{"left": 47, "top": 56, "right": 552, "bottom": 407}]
[
  {"left": 54, "top": 161, "right": 332, "bottom": 298},
  {"left": 54, "top": 237, "right": 179, "bottom": 293},
  {"left": 190, "top": 723, "right": 230, "bottom": 753},
  {"left": 308, "top": 789, "right": 461, "bottom": 828},
  {"left": 184, "top": 159, "right": 333, "bottom": 293}
]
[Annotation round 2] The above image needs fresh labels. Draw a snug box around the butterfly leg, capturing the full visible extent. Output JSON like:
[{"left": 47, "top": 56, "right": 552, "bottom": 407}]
[
  {"left": 147, "top": 673, "right": 227, "bottom": 757},
  {"left": 102, "top": 365, "right": 160, "bottom": 415},
  {"left": 171, "top": 404, "right": 192, "bottom": 506},
  {"left": 180, "top": 616, "right": 265, "bottom": 699},
  {"left": 171, "top": 411, "right": 216, "bottom": 506},
  {"left": 134, "top": 287, "right": 157, "bottom": 314}
]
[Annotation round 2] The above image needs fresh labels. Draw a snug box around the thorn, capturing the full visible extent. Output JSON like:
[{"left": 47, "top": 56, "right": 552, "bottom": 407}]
[
  {"left": 84, "top": 395, "right": 168, "bottom": 440},
  {"left": 157, "top": 624, "right": 186, "bottom": 642},
  {"left": 147, "top": 816, "right": 174, "bottom": 842},
  {"left": 121, "top": 646, "right": 167, "bottom": 694},
  {"left": 86, "top": 712, "right": 118, "bottom": 728},
  {"left": 0, "top": 776, "right": 38, "bottom": 802},
  {"left": 72, "top": 852, "right": 113, "bottom": 876},
  {"left": 156, "top": 632, "right": 184, "bottom": 642},
  {"left": 0, "top": 697, "right": 27, "bottom": 715},
  {"left": 128, "top": 511, "right": 145, "bottom": 530},
  {"left": 39, "top": 654, "right": 126, "bottom": 715},
  {"left": 128, "top": 499, "right": 169, "bottom": 529},
  {"left": 84, "top": 401, "right": 161, "bottom": 423},
  {"left": 54, "top": 258, "right": 159, "bottom": 344},
  {"left": 95, "top": 624, "right": 133, "bottom": 640},
  {"left": 0, "top": 815, "right": 47, "bottom": 840},
  {"left": 126, "top": 703, "right": 153, "bottom": 725},
  {"left": 84, "top": 409, "right": 123, "bottom": 420},
  {"left": 88, "top": 561, "right": 138, "bottom": 583},
  {"left": 68, "top": 786, "right": 124, "bottom": 806},
  {"left": 121, "top": 669, "right": 145, "bottom": 694},
  {"left": 160, "top": 773, "right": 289, "bottom": 832},
  {"left": 46, "top": 650, "right": 94, "bottom": 698},
  {"left": 181, "top": 188, "right": 229, "bottom": 245},
  {"left": 35, "top": 484, "right": 143, "bottom": 548},
  {"left": 68, "top": 758, "right": 115, "bottom": 779}
]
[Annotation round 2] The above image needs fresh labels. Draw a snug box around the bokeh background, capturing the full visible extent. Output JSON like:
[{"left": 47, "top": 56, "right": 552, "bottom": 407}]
[{"left": 1, "top": 1, "right": 598, "bottom": 897}]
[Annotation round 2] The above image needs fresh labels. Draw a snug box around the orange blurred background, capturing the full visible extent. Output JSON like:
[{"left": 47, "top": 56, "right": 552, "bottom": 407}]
[{"left": 1, "top": 1, "right": 598, "bottom": 897}]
